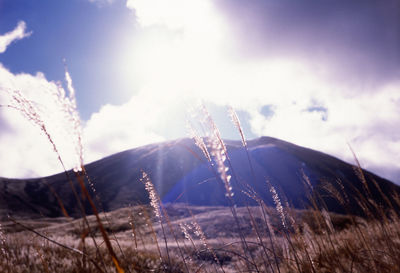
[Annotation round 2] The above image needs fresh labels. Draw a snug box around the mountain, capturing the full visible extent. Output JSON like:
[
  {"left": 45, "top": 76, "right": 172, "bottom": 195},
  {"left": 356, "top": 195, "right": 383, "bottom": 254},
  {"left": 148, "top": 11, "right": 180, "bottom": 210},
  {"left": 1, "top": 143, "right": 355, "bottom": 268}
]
[{"left": 1, "top": 136, "right": 399, "bottom": 219}]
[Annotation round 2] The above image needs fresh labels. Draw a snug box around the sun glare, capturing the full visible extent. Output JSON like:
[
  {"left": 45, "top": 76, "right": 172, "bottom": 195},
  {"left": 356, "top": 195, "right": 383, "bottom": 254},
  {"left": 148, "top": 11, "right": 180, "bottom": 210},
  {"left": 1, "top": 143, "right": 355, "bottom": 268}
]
[
  {"left": 119, "top": 0, "right": 329, "bottom": 110},
  {"left": 94, "top": 0, "right": 400, "bottom": 182},
  {"left": 120, "top": 0, "right": 230, "bottom": 100}
]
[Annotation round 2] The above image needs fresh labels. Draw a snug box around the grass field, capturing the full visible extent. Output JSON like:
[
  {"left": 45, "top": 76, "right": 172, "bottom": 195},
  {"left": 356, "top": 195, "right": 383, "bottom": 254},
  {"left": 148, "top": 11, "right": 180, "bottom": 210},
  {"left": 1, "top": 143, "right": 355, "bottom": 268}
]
[
  {"left": 1, "top": 202, "right": 400, "bottom": 272},
  {"left": 2, "top": 77, "right": 400, "bottom": 273}
]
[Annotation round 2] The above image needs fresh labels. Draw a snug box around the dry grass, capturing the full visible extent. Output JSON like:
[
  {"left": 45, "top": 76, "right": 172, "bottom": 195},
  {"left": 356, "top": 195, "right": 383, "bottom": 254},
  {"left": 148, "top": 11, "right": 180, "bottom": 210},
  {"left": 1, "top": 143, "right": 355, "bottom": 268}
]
[
  {"left": 2, "top": 79, "right": 400, "bottom": 272},
  {"left": 2, "top": 203, "right": 400, "bottom": 272}
]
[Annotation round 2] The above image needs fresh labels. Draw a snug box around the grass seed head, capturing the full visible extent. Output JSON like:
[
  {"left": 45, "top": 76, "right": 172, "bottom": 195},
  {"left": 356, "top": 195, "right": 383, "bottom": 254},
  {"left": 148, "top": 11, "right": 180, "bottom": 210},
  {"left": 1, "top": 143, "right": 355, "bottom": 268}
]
[
  {"left": 141, "top": 172, "right": 161, "bottom": 219},
  {"left": 270, "top": 185, "right": 286, "bottom": 228}
]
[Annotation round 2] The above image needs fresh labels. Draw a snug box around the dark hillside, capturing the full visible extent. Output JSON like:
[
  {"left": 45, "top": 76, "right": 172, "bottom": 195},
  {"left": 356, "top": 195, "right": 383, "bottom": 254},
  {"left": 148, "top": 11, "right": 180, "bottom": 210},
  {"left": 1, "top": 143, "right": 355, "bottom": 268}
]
[{"left": 1, "top": 137, "right": 398, "bottom": 218}]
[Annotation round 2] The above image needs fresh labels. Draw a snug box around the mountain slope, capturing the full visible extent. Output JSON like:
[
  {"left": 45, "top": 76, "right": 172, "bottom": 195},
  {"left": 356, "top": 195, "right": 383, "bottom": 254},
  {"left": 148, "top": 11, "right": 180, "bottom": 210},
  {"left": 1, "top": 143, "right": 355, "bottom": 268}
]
[{"left": 1, "top": 136, "right": 399, "bottom": 218}]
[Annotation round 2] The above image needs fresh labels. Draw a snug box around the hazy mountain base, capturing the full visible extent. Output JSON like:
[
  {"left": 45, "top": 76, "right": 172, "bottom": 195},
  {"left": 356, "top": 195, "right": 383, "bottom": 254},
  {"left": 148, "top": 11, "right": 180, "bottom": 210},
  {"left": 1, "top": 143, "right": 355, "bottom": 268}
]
[{"left": 2, "top": 204, "right": 399, "bottom": 273}]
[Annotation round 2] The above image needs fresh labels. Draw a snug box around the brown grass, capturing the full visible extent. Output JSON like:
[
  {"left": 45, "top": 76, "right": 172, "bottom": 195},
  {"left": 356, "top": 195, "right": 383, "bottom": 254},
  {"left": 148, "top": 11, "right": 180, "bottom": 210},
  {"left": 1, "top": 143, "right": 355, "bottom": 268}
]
[
  {"left": 2, "top": 82, "right": 400, "bottom": 272},
  {"left": 2, "top": 203, "right": 400, "bottom": 272}
]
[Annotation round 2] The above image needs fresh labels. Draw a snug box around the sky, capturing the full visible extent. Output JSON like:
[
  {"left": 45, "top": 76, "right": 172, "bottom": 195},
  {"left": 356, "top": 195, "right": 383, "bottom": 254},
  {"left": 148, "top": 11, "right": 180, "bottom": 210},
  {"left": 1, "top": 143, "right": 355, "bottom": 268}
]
[{"left": 0, "top": 0, "right": 399, "bottom": 183}]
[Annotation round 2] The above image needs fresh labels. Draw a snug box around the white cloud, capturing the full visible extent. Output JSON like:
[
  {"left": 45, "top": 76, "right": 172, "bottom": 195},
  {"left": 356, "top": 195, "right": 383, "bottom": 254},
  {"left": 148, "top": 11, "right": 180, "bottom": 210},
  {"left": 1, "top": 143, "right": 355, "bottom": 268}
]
[
  {"left": 246, "top": 82, "right": 400, "bottom": 180},
  {"left": 83, "top": 93, "right": 166, "bottom": 162},
  {"left": 0, "top": 64, "right": 80, "bottom": 177},
  {"left": 0, "top": 21, "right": 31, "bottom": 54},
  {"left": 126, "top": 0, "right": 220, "bottom": 32}
]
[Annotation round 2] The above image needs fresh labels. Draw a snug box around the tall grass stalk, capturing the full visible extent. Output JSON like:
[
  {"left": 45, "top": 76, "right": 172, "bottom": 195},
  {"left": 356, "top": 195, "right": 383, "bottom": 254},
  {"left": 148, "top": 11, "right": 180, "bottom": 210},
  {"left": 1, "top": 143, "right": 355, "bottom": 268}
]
[
  {"left": 3, "top": 74, "right": 123, "bottom": 272},
  {"left": 141, "top": 172, "right": 171, "bottom": 265},
  {"left": 228, "top": 107, "right": 257, "bottom": 185},
  {"left": 198, "top": 105, "right": 260, "bottom": 273}
]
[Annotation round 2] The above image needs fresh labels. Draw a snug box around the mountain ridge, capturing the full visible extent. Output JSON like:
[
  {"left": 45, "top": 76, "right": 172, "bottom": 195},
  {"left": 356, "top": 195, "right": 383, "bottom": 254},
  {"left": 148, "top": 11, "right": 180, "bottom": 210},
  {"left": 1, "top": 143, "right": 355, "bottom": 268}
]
[{"left": 1, "top": 136, "right": 399, "bottom": 219}]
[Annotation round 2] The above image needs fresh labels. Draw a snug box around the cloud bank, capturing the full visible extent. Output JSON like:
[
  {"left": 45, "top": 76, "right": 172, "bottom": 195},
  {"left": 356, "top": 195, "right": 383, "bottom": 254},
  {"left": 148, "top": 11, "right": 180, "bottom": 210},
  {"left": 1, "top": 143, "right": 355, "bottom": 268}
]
[{"left": 217, "top": 0, "right": 400, "bottom": 87}]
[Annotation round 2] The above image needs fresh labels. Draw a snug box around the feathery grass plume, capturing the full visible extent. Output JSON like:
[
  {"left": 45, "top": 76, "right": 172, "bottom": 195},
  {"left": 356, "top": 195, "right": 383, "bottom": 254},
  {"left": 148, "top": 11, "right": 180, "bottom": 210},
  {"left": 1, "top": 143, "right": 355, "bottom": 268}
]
[
  {"left": 3, "top": 68, "right": 84, "bottom": 173},
  {"left": 63, "top": 74, "right": 108, "bottom": 246},
  {"left": 140, "top": 171, "right": 173, "bottom": 268},
  {"left": 3, "top": 84, "right": 101, "bottom": 248},
  {"left": 141, "top": 172, "right": 162, "bottom": 219},
  {"left": 5, "top": 89, "right": 66, "bottom": 169},
  {"left": 228, "top": 106, "right": 246, "bottom": 147},
  {"left": 4, "top": 72, "right": 125, "bottom": 272},
  {"left": 178, "top": 223, "right": 196, "bottom": 264},
  {"left": 192, "top": 221, "right": 208, "bottom": 248},
  {"left": 192, "top": 105, "right": 257, "bottom": 271},
  {"left": 4, "top": 73, "right": 80, "bottom": 178},
  {"left": 268, "top": 183, "right": 304, "bottom": 272},
  {"left": 212, "top": 145, "right": 234, "bottom": 198},
  {"left": 179, "top": 222, "right": 205, "bottom": 268},
  {"left": 228, "top": 106, "right": 260, "bottom": 199},
  {"left": 63, "top": 68, "right": 84, "bottom": 172},
  {"left": 64, "top": 70, "right": 105, "bottom": 222},
  {"left": 283, "top": 199, "right": 298, "bottom": 233},
  {"left": 199, "top": 104, "right": 228, "bottom": 157},
  {"left": 269, "top": 185, "right": 286, "bottom": 229},
  {"left": 199, "top": 106, "right": 233, "bottom": 197},
  {"left": 187, "top": 121, "right": 211, "bottom": 162},
  {"left": 179, "top": 223, "right": 194, "bottom": 243},
  {"left": 192, "top": 104, "right": 238, "bottom": 199}
]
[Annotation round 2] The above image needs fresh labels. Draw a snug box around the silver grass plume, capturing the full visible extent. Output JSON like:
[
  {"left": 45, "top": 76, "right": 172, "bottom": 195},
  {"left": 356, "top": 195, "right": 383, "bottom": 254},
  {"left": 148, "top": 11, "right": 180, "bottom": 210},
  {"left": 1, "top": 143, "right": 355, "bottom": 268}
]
[
  {"left": 187, "top": 121, "right": 211, "bottom": 162},
  {"left": 141, "top": 172, "right": 161, "bottom": 219},
  {"left": 270, "top": 185, "right": 286, "bottom": 228},
  {"left": 199, "top": 105, "right": 234, "bottom": 198},
  {"left": 6, "top": 89, "right": 66, "bottom": 169},
  {"left": 64, "top": 69, "right": 84, "bottom": 172},
  {"left": 3, "top": 67, "right": 84, "bottom": 174},
  {"left": 228, "top": 106, "right": 246, "bottom": 146},
  {"left": 211, "top": 139, "right": 234, "bottom": 198},
  {"left": 179, "top": 223, "right": 194, "bottom": 242}
]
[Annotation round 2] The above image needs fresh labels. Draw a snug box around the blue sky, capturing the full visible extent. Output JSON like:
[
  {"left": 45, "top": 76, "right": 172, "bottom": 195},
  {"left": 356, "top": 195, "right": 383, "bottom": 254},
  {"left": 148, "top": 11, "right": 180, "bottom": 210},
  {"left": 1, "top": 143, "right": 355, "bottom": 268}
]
[
  {"left": 0, "top": 0, "right": 137, "bottom": 119},
  {"left": 0, "top": 0, "right": 399, "bottom": 183}
]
